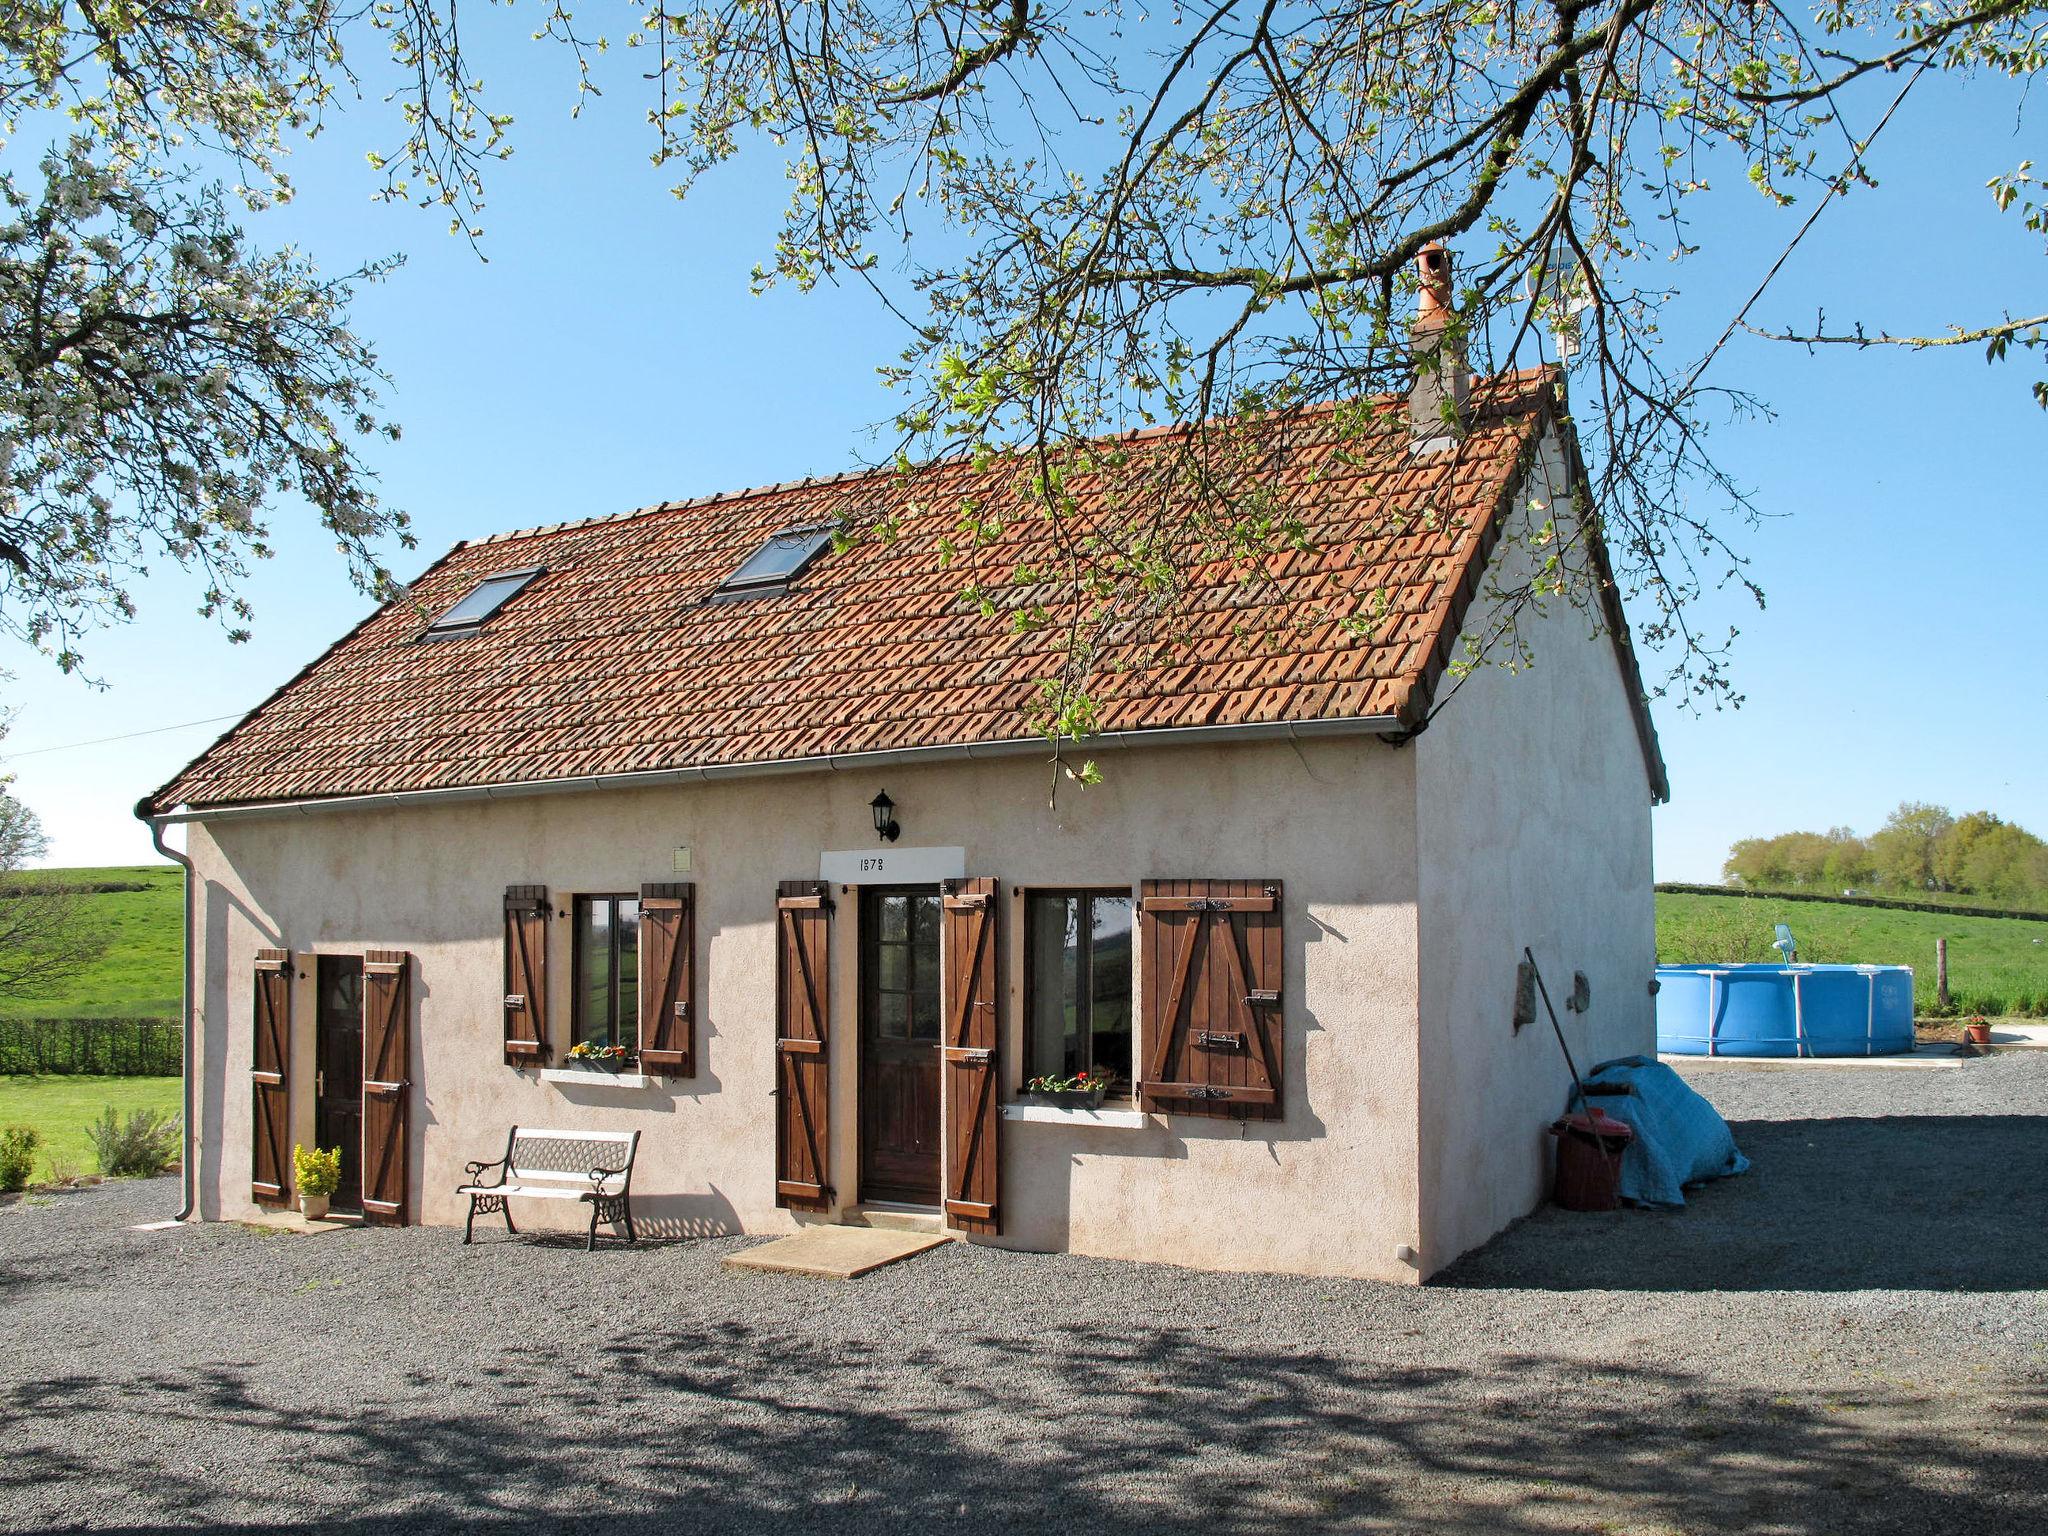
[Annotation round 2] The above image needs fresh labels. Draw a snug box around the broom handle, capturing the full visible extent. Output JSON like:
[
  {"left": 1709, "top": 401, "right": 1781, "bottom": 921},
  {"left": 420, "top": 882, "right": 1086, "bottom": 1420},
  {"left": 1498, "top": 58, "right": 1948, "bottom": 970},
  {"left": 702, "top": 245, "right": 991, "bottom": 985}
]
[{"left": 1525, "top": 946, "right": 1625, "bottom": 1186}]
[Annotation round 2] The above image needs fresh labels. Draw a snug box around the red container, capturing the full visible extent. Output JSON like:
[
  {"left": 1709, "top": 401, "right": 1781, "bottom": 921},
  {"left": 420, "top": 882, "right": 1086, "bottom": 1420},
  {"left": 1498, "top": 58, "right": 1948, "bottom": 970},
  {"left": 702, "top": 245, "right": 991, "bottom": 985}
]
[{"left": 1549, "top": 1109, "right": 1635, "bottom": 1212}]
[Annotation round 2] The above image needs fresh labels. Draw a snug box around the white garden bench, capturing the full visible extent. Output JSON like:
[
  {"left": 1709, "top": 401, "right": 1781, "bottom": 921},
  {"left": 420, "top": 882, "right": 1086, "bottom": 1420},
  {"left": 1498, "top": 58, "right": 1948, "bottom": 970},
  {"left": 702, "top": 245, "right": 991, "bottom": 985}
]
[{"left": 457, "top": 1127, "right": 641, "bottom": 1250}]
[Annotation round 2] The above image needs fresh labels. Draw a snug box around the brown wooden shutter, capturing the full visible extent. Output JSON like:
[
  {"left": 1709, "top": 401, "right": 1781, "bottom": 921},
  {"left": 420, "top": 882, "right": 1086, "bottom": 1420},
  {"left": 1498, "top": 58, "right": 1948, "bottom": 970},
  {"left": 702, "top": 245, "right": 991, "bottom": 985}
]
[
  {"left": 360, "top": 949, "right": 412, "bottom": 1225},
  {"left": 639, "top": 882, "right": 695, "bottom": 1075},
  {"left": 774, "top": 880, "right": 832, "bottom": 1208},
  {"left": 251, "top": 949, "right": 292, "bottom": 1204},
  {"left": 503, "top": 886, "right": 550, "bottom": 1065},
  {"left": 1139, "top": 880, "right": 1283, "bottom": 1120},
  {"left": 940, "top": 878, "right": 1000, "bottom": 1234}
]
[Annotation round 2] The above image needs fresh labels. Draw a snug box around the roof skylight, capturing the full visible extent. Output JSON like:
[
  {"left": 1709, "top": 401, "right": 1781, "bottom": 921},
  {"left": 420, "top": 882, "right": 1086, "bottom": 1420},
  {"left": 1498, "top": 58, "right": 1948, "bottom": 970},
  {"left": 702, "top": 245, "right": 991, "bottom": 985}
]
[
  {"left": 426, "top": 567, "right": 542, "bottom": 634},
  {"left": 711, "top": 525, "right": 835, "bottom": 601}
]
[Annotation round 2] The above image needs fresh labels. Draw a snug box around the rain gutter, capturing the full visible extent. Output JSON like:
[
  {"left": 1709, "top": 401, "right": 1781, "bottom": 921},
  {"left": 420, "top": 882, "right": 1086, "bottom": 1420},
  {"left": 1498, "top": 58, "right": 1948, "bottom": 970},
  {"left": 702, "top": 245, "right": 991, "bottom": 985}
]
[
  {"left": 141, "top": 713, "right": 1409, "bottom": 826},
  {"left": 138, "top": 800, "right": 199, "bottom": 1221}
]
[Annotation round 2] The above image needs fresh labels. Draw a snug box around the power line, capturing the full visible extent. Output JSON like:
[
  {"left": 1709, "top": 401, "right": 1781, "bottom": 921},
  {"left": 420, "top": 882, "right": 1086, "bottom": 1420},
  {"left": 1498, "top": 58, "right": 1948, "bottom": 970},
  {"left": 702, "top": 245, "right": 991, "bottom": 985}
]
[{"left": 0, "top": 711, "right": 247, "bottom": 762}]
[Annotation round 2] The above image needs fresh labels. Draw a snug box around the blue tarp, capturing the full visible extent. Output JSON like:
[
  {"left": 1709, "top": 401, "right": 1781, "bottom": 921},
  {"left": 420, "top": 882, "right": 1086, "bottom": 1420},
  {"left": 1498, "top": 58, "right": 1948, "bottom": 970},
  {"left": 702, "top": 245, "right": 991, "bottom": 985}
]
[{"left": 1573, "top": 1055, "right": 1750, "bottom": 1208}]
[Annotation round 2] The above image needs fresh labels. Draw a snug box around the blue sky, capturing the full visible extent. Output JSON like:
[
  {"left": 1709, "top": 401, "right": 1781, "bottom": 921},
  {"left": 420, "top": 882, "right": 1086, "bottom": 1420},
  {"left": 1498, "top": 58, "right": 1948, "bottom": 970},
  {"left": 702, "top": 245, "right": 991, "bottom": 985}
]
[{"left": 3, "top": 34, "right": 2041, "bottom": 879}]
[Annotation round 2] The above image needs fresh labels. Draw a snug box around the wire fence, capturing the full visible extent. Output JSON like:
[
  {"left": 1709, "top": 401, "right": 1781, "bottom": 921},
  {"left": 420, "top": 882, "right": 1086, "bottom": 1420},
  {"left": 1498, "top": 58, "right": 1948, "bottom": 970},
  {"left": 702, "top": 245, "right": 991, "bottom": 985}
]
[{"left": 0, "top": 1018, "right": 180, "bottom": 1076}]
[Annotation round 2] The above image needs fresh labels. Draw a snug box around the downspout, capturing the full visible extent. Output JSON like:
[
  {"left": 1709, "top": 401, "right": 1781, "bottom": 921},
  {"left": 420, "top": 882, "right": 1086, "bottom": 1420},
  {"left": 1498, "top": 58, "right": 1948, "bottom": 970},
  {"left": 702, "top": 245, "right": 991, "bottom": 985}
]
[{"left": 135, "top": 797, "right": 197, "bottom": 1221}]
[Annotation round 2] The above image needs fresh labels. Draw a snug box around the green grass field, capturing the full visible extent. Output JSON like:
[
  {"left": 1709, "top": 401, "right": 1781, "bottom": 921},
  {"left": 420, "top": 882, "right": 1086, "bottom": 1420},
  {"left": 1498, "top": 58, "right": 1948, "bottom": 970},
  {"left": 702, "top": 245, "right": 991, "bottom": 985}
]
[
  {"left": 0, "top": 864, "right": 182, "bottom": 1021},
  {"left": 0, "top": 1075, "right": 182, "bottom": 1182},
  {"left": 1656, "top": 890, "right": 2048, "bottom": 1017}
]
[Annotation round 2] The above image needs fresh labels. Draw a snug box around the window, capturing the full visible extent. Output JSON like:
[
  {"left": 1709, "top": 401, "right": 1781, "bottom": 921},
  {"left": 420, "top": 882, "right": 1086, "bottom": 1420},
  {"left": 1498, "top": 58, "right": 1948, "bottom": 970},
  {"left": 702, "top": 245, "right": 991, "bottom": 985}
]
[
  {"left": 573, "top": 895, "right": 640, "bottom": 1052},
  {"left": 426, "top": 567, "right": 542, "bottom": 634},
  {"left": 863, "top": 889, "right": 941, "bottom": 1043},
  {"left": 1025, "top": 891, "right": 1134, "bottom": 1091},
  {"left": 709, "top": 525, "right": 834, "bottom": 601}
]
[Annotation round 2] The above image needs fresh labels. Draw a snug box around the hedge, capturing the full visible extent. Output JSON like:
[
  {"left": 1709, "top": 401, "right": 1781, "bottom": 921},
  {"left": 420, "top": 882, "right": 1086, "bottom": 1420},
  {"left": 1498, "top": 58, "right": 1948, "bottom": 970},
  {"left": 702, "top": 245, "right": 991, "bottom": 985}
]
[
  {"left": 0, "top": 1018, "right": 180, "bottom": 1076},
  {"left": 1654, "top": 883, "right": 2048, "bottom": 924}
]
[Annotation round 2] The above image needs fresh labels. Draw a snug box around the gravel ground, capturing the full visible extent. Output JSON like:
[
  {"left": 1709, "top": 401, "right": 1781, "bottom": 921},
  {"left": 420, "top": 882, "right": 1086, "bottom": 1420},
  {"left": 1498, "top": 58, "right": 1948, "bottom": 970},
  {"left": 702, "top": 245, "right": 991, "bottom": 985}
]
[{"left": 4, "top": 1055, "right": 2046, "bottom": 1535}]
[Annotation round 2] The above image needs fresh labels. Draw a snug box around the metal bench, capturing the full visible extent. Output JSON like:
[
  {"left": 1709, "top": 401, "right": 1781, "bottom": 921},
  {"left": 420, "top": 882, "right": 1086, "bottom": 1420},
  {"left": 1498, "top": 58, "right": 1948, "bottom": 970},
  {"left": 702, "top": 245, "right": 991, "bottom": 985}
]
[{"left": 457, "top": 1127, "right": 641, "bottom": 1250}]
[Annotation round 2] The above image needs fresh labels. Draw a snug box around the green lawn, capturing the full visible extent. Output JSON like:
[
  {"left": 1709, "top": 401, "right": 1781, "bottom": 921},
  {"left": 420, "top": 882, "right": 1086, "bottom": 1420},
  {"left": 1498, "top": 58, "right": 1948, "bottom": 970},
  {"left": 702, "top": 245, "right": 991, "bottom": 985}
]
[
  {"left": 0, "top": 1074, "right": 183, "bottom": 1182},
  {"left": 0, "top": 864, "right": 182, "bottom": 1020},
  {"left": 1656, "top": 890, "right": 2048, "bottom": 1017}
]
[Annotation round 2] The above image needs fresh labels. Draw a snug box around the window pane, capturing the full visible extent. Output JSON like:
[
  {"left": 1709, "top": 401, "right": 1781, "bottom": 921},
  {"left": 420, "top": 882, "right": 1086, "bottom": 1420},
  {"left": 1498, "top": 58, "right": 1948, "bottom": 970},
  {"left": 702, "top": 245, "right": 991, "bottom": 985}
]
[
  {"left": 1027, "top": 895, "right": 1082, "bottom": 1078},
  {"left": 615, "top": 899, "right": 640, "bottom": 1051},
  {"left": 910, "top": 893, "right": 940, "bottom": 951},
  {"left": 878, "top": 941, "right": 907, "bottom": 995},
  {"left": 721, "top": 526, "right": 833, "bottom": 590},
  {"left": 880, "top": 895, "right": 908, "bottom": 943},
  {"left": 1090, "top": 896, "right": 1134, "bottom": 1084},
  {"left": 431, "top": 569, "right": 537, "bottom": 629},
  {"left": 578, "top": 898, "right": 610, "bottom": 1048}
]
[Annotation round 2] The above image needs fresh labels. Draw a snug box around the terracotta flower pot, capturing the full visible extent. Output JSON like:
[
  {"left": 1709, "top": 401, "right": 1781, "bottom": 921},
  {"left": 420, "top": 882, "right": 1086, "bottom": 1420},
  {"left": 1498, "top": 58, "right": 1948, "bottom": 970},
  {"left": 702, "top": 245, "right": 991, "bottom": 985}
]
[
  {"left": 1963, "top": 1022, "right": 1994, "bottom": 1045},
  {"left": 300, "top": 1192, "right": 330, "bottom": 1220}
]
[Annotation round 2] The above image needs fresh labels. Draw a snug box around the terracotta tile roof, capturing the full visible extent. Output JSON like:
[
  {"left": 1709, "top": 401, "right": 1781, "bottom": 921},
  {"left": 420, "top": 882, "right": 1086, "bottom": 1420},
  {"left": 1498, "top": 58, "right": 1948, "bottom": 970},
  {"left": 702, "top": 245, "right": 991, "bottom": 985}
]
[{"left": 148, "top": 368, "right": 1661, "bottom": 813}]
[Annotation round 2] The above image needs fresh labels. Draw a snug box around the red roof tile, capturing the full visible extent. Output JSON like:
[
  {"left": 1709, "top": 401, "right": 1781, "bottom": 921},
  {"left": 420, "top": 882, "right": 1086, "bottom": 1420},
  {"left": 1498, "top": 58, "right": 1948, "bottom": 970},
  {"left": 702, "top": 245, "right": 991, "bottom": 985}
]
[{"left": 148, "top": 369, "right": 1661, "bottom": 813}]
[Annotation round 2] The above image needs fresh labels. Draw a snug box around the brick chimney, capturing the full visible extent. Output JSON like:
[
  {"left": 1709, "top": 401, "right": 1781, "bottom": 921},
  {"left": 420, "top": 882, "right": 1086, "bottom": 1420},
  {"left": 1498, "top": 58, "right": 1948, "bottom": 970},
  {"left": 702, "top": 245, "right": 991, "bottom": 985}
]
[{"left": 1408, "top": 242, "right": 1469, "bottom": 445}]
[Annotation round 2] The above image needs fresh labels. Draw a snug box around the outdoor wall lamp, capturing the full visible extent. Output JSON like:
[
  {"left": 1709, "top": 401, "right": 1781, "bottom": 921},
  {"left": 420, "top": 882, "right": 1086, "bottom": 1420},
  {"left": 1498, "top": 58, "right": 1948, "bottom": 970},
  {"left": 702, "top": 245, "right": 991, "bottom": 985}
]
[{"left": 869, "top": 790, "right": 900, "bottom": 844}]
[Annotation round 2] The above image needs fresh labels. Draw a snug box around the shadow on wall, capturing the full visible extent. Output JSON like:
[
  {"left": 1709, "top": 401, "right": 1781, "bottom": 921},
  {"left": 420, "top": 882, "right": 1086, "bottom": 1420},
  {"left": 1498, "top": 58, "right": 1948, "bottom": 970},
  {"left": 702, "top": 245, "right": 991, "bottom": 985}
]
[
  {"left": 1439, "top": 1114, "right": 2048, "bottom": 1293},
  {"left": 11, "top": 1328, "right": 2045, "bottom": 1534}
]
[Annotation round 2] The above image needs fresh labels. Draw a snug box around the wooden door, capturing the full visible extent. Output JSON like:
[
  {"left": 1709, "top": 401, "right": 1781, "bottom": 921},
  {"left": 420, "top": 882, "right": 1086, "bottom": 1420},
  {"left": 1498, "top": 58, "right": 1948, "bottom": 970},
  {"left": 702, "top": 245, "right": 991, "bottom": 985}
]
[
  {"left": 859, "top": 887, "right": 943, "bottom": 1206},
  {"left": 314, "top": 955, "right": 364, "bottom": 1213}
]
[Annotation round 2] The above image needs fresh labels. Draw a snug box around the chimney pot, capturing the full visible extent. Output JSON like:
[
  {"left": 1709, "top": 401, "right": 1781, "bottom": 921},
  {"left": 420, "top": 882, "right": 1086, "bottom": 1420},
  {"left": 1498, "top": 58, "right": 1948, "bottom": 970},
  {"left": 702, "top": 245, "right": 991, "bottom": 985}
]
[{"left": 1409, "top": 242, "right": 1469, "bottom": 446}]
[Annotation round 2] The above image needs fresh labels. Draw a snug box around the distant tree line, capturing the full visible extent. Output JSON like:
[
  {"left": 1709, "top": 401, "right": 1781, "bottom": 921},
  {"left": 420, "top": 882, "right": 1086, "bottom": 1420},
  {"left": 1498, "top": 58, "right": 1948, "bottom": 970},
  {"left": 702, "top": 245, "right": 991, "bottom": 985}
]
[{"left": 1724, "top": 804, "right": 2048, "bottom": 907}]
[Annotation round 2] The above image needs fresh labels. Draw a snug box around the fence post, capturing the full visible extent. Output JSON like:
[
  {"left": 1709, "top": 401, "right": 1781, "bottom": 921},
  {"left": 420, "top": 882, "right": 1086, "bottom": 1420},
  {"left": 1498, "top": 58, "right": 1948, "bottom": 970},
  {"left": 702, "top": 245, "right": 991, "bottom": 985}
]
[{"left": 1936, "top": 938, "right": 1950, "bottom": 1011}]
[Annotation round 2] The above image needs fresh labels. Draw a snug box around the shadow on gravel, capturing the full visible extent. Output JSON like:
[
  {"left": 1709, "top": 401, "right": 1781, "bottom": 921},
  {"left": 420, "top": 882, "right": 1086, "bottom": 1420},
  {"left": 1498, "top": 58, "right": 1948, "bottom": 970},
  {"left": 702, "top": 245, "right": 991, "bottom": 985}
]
[
  {"left": 1441, "top": 1113, "right": 2048, "bottom": 1293},
  {"left": 7, "top": 1334, "right": 2045, "bottom": 1535}
]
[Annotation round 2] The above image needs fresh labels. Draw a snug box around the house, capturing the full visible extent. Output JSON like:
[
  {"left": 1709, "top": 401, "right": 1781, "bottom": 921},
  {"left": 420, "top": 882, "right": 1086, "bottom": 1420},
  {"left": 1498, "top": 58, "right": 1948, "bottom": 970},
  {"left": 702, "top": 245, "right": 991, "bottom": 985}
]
[{"left": 140, "top": 299, "right": 1666, "bottom": 1281}]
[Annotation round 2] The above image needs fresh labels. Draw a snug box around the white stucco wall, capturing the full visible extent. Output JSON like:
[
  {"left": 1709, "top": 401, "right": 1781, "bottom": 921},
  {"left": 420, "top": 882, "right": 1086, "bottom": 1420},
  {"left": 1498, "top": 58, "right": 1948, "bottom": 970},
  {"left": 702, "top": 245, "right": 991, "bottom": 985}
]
[
  {"left": 1411, "top": 425, "right": 1660, "bottom": 1273},
  {"left": 183, "top": 736, "right": 1431, "bottom": 1280}
]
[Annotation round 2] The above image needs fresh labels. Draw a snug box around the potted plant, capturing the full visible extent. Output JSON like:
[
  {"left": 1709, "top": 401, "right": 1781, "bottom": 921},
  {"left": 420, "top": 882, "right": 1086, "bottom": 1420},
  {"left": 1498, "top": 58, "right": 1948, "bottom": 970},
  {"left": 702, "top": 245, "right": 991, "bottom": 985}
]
[
  {"left": 1023, "top": 1070, "right": 1112, "bottom": 1110},
  {"left": 1963, "top": 1016, "right": 1994, "bottom": 1046},
  {"left": 292, "top": 1144, "right": 343, "bottom": 1219},
  {"left": 566, "top": 1042, "right": 636, "bottom": 1072}
]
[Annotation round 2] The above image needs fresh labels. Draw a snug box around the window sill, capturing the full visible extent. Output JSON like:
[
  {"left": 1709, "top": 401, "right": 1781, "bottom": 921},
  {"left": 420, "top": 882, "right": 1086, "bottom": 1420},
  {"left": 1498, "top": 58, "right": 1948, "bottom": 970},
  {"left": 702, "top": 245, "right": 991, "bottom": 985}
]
[
  {"left": 1001, "top": 1102, "right": 1149, "bottom": 1130},
  {"left": 538, "top": 1068, "right": 653, "bottom": 1091}
]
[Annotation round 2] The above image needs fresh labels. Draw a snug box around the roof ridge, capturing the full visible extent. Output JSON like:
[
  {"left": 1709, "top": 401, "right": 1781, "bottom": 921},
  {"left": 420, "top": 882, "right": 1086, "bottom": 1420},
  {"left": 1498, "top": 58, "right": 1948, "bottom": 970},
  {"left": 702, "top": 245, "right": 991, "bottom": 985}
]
[{"left": 459, "top": 372, "right": 1552, "bottom": 552}]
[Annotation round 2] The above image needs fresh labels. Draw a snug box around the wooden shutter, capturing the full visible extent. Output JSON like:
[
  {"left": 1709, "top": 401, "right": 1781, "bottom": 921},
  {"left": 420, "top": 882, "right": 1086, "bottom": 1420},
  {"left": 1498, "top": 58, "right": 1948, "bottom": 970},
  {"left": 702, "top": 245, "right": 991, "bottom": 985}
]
[
  {"left": 940, "top": 878, "right": 1000, "bottom": 1234},
  {"left": 360, "top": 949, "right": 412, "bottom": 1225},
  {"left": 503, "top": 886, "right": 550, "bottom": 1065},
  {"left": 639, "top": 882, "right": 695, "bottom": 1075},
  {"left": 1139, "top": 880, "right": 1284, "bottom": 1120},
  {"left": 774, "top": 881, "right": 832, "bottom": 1208},
  {"left": 251, "top": 949, "right": 292, "bottom": 1204}
]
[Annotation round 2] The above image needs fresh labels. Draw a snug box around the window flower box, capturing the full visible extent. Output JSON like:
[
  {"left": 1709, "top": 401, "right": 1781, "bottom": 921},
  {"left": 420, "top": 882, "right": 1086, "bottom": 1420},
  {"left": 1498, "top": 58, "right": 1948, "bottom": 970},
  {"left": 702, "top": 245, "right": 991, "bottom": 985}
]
[
  {"left": 1021, "top": 1072, "right": 1110, "bottom": 1110},
  {"left": 564, "top": 1044, "right": 637, "bottom": 1073}
]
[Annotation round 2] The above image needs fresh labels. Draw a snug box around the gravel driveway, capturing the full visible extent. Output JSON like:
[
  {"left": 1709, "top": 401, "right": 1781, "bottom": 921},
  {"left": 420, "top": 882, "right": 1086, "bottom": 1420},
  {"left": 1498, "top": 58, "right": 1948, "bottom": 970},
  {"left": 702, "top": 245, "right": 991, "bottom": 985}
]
[{"left": 4, "top": 1055, "right": 2045, "bottom": 1535}]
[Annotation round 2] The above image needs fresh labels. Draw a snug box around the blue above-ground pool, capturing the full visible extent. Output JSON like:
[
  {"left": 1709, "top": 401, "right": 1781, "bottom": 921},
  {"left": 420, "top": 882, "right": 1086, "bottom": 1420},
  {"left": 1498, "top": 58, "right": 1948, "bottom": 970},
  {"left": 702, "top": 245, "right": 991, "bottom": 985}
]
[{"left": 1656, "top": 964, "right": 1916, "bottom": 1057}]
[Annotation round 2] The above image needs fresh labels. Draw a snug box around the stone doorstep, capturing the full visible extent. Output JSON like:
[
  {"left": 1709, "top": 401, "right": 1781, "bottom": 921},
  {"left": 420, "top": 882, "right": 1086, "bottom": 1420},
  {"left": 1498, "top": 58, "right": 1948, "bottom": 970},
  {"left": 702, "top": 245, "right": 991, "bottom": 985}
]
[
  {"left": 235, "top": 1209, "right": 361, "bottom": 1237},
  {"left": 837, "top": 1203, "right": 949, "bottom": 1236},
  {"left": 722, "top": 1225, "right": 951, "bottom": 1280}
]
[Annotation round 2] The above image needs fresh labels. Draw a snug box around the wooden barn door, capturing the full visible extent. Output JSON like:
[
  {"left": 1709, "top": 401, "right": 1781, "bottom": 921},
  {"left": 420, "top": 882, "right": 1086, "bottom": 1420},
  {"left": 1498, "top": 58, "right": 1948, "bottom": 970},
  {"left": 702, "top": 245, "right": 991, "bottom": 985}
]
[
  {"left": 359, "top": 949, "right": 412, "bottom": 1225},
  {"left": 774, "top": 882, "right": 833, "bottom": 1208},
  {"left": 940, "top": 879, "right": 1000, "bottom": 1234}
]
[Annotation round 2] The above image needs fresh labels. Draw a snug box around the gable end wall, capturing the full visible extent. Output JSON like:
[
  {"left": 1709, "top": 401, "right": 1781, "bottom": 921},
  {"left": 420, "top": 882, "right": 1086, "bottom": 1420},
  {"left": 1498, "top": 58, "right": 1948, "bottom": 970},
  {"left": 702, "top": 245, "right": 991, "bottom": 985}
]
[{"left": 1411, "top": 423, "right": 1659, "bottom": 1274}]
